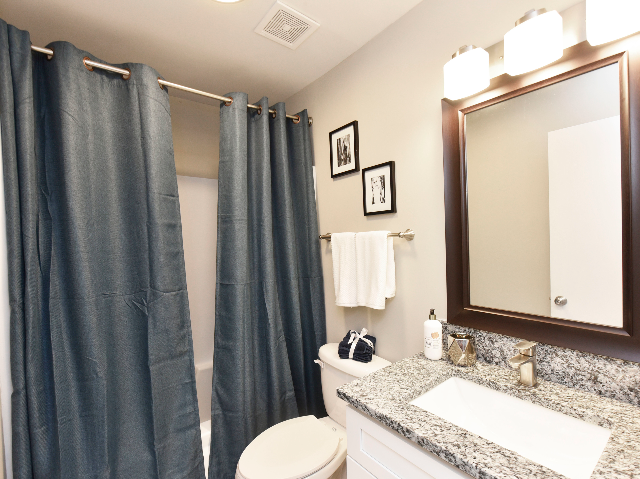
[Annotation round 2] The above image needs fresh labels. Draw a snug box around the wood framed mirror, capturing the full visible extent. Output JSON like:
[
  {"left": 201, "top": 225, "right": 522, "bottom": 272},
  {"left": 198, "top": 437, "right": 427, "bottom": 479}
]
[{"left": 442, "top": 33, "right": 640, "bottom": 362}]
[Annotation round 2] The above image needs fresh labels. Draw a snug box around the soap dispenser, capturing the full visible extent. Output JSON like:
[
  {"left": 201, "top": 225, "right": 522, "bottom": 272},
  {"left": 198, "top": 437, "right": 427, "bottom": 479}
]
[{"left": 424, "top": 309, "right": 443, "bottom": 360}]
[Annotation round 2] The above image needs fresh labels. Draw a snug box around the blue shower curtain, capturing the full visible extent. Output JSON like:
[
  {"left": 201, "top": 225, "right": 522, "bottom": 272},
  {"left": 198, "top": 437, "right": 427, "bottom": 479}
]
[
  {"left": 0, "top": 20, "right": 205, "bottom": 478},
  {"left": 209, "top": 94, "right": 326, "bottom": 478}
]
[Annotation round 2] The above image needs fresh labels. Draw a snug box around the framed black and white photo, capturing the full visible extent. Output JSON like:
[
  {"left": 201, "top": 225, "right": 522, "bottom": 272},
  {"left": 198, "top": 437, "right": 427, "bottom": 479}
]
[
  {"left": 329, "top": 121, "right": 359, "bottom": 178},
  {"left": 362, "top": 161, "right": 396, "bottom": 216}
]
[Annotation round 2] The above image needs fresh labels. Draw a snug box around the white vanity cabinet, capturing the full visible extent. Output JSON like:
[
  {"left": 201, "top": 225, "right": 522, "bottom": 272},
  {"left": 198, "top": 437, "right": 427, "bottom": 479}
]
[{"left": 346, "top": 406, "right": 471, "bottom": 479}]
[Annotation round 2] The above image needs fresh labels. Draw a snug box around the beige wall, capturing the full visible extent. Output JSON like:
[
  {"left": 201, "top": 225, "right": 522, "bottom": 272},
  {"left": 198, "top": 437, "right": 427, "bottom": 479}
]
[
  {"left": 177, "top": 175, "right": 217, "bottom": 422},
  {"left": 466, "top": 64, "right": 620, "bottom": 317},
  {"left": 285, "top": 2, "right": 587, "bottom": 363},
  {"left": 171, "top": 96, "right": 219, "bottom": 179},
  {"left": 164, "top": 1, "right": 589, "bottom": 364},
  {"left": 285, "top": 3, "right": 451, "bottom": 364}
]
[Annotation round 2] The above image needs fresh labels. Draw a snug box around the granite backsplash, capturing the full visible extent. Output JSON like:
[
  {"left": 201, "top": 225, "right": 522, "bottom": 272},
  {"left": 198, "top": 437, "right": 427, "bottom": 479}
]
[{"left": 441, "top": 321, "right": 640, "bottom": 406}]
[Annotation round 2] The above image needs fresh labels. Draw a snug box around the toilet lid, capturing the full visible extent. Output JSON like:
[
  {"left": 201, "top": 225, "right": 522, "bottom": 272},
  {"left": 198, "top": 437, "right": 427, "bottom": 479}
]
[{"left": 237, "top": 416, "right": 340, "bottom": 479}]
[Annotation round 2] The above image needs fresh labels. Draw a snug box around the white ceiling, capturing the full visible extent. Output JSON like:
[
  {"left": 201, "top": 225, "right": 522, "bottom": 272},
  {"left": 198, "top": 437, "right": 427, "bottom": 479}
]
[{"left": 0, "top": 0, "right": 424, "bottom": 104}]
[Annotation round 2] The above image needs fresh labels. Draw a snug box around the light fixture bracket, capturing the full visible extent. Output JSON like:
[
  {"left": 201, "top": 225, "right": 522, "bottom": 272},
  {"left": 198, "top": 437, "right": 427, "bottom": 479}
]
[
  {"left": 452, "top": 45, "right": 477, "bottom": 59},
  {"left": 516, "top": 8, "right": 548, "bottom": 26}
]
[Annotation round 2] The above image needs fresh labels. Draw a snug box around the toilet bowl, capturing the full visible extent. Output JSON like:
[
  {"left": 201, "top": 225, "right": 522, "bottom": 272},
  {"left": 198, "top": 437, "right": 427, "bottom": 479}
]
[
  {"left": 200, "top": 416, "right": 347, "bottom": 479},
  {"left": 235, "top": 415, "right": 347, "bottom": 479},
  {"left": 231, "top": 343, "right": 391, "bottom": 479}
]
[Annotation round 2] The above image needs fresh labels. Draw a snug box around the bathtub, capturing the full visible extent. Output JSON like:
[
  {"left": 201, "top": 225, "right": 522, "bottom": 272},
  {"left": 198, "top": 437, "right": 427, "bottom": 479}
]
[{"left": 201, "top": 420, "right": 211, "bottom": 478}]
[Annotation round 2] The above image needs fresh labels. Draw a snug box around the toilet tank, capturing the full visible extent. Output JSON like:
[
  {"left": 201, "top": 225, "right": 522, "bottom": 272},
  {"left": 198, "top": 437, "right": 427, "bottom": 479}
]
[{"left": 317, "top": 343, "right": 391, "bottom": 428}]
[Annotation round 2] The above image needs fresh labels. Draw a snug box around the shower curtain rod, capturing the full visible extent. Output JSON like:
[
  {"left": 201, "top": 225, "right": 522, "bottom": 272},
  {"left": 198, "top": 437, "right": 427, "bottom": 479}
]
[{"left": 30, "top": 45, "right": 313, "bottom": 126}]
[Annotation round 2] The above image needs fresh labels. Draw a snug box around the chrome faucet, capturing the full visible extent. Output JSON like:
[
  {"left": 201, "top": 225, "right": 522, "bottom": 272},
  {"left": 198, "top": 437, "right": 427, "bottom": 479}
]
[{"left": 509, "top": 340, "right": 538, "bottom": 387}]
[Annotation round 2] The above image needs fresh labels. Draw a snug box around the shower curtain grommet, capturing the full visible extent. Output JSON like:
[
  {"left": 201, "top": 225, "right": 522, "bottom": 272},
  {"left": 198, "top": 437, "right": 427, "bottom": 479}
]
[
  {"left": 83, "top": 56, "right": 94, "bottom": 71},
  {"left": 225, "top": 98, "right": 233, "bottom": 106},
  {"left": 121, "top": 68, "right": 131, "bottom": 80},
  {"left": 292, "top": 114, "right": 301, "bottom": 124},
  {"left": 158, "top": 77, "right": 164, "bottom": 89},
  {"left": 256, "top": 105, "right": 262, "bottom": 115}
]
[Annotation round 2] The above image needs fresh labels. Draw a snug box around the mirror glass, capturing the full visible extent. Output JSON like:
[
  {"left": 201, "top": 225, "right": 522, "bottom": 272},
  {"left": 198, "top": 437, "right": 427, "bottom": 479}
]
[{"left": 465, "top": 64, "right": 623, "bottom": 328}]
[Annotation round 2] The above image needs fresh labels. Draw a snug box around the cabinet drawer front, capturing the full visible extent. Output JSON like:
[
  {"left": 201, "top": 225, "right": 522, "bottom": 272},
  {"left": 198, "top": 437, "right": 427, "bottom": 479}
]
[
  {"left": 347, "top": 456, "right": 376, "bottom": 479},
  {"left": 346, "top": 406, "right": 470, "bottom": 479}
]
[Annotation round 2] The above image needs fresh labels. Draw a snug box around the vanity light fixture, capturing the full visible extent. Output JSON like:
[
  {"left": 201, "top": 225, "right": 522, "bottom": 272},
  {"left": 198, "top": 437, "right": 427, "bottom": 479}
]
[
  {"left": 504, "top": 8, "right": 563, "bottom": 76},
  {"left": 443, "top": 45, "right": 490, "bottom": 101},
  {"left": 586, "top": 0, "right": 640, "bottom": 46}
]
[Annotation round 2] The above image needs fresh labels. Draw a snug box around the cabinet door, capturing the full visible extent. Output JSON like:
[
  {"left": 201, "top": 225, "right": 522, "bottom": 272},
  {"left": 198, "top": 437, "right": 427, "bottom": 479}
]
[
  {"left": 347, "top": 456, "right": 377, "bottom": 479},
  {"left": 346, "top": 406, "right": 471, "bottom": 479}
]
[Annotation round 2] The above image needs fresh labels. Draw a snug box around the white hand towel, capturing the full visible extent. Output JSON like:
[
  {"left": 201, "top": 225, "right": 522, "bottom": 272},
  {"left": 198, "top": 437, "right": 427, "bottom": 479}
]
[
  {"left": 355, "top": 231, "right": 395, "bottom": 309},
  {"left": 385, "top": 236, "right": 396, "bottom": 299},
  {"left": 331, "top": 232, "right": 358, "bottom": 307}
]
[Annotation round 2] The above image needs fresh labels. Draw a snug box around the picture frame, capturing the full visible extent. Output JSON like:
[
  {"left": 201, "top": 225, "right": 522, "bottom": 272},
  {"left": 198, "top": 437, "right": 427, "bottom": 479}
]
[
  {"left": 329, "top": 121, "right": 359, "bottom": 178},
  {"left": 362, "top": 161, "right": 396, "bottom": 216}
]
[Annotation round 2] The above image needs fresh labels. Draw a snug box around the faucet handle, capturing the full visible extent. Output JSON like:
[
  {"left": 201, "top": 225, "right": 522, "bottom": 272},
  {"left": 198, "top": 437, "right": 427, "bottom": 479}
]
[{"left": 514, "top": 340, "right": 537, "bottom": 356}]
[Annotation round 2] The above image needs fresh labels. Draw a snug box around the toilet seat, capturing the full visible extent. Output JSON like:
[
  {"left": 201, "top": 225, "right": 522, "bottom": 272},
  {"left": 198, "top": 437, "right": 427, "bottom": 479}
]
[{"left": 236, "top": 416, "right": 341, "bottom": 479}]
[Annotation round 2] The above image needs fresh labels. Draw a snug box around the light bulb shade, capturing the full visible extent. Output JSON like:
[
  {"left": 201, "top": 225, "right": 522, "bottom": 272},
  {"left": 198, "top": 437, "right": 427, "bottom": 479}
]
[
  {"left": 443, "top": 47, "right": 490, "bottom": 101},
  {"left": 504, "top": 10, "right": 563, "bottom": 76},
  {"left": 587, "top": 0, "right": 640, "bottom": 46}
]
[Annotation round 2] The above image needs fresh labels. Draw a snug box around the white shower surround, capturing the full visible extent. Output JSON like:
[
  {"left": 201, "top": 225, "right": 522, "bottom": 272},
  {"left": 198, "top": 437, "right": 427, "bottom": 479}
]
[
  {"left": 177, "top": 175, "right": 218, "bottom": 423},
  {"left": 0, "top": 126, "right": 13, "bottom": 479}
]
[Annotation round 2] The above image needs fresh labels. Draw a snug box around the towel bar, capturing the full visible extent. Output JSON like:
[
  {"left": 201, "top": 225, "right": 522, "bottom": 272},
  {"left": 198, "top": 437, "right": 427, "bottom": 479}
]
[{"left": 319, "top": 229, "right": 415, "bottom": 241}]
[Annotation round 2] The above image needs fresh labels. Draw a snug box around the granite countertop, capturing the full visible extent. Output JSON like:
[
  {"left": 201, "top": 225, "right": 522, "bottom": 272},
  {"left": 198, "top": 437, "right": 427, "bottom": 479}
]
[{"left": 337, "top": 354, "right": 640, "bottom": 479}]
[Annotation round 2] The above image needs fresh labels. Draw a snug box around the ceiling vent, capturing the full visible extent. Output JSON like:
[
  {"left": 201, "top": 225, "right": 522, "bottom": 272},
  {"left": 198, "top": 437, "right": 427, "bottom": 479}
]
[{"left": 254, "top": 1, "right": 319, "bottom": 50}]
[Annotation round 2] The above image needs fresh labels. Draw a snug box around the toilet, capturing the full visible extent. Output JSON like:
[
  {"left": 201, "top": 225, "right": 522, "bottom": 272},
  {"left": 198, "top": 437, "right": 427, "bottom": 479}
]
[{"left": 200, "top": 343, "right": 391, "bottom": 479}]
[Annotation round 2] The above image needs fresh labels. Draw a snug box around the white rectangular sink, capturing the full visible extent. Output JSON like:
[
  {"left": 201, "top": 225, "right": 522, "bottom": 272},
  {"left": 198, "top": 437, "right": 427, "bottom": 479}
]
[{"left": 410, "top": 377, "right": 611, "bottom": 479}]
